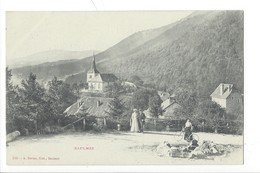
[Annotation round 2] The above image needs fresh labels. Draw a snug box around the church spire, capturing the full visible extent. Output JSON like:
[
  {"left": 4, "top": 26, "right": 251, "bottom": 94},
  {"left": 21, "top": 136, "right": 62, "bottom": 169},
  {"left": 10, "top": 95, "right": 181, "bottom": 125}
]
[{"left": 88, "top": 53, "right": 100, "bottom": 73}]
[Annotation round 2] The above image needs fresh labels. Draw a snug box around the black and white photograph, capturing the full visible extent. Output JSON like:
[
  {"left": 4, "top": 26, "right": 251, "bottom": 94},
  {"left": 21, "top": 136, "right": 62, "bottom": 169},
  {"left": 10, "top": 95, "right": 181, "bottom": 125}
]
[{"left": 4, "top": 11, "right": 244, "bottom": 165}]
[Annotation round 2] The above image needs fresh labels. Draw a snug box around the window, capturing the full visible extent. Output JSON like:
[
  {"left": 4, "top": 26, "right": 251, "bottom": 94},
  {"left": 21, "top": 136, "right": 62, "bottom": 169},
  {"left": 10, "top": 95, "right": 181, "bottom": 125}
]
[
  {"left": 237, "top": 99, "right": 240, "bottom": 103},
  {"left": 89, "top": 75, "right": 92, "bottom": 78},
  {"left": 98, "top": 83, "right": 100, "bottom": 89}
]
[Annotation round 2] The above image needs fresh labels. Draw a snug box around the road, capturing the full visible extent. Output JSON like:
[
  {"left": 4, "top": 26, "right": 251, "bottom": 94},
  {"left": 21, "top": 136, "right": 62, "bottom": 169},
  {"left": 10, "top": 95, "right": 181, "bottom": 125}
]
[{"left": 6, "top": 131, "right": 243, "bottom": 165}]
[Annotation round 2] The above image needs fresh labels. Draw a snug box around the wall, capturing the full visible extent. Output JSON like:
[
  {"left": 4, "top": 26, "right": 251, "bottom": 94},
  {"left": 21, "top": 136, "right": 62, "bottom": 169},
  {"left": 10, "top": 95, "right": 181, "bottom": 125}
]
[
  {"left": 87, "top": 72, "right": 94, "bottom": 82},
  {"left": 226, "top": 92, "right": 243, "bottom": 115},
  {"left": 212, "top": 97, "right": 227, "bottom": 108},
  {"left": 88, "top": 81, "right": 103, "bottom": 92}
]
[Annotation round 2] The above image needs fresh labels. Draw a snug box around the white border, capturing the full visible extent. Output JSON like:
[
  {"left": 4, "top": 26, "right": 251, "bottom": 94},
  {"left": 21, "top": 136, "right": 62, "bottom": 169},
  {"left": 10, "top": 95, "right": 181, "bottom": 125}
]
[{"left": 1, "top": 0, "right": 260, "bottom": 172}]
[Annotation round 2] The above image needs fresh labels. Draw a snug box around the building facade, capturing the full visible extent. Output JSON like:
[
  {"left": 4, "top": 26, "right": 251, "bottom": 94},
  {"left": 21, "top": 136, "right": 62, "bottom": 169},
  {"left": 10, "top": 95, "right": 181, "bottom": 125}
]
[
  {"left": 86, "top": 56, "right": 118, "bottom": 92},
  {"left": 210, "top": 83, "right": 243, "bottom": 115}
]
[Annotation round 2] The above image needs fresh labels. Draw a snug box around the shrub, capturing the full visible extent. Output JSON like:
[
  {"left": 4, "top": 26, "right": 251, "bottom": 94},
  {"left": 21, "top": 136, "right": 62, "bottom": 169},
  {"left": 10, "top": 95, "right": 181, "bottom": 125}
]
[
  {"left": 106, "top": 118, "right": 117, "bottom": 130},
  {"left": 118, "top": 118, "right": 131, "bottom": 131}
]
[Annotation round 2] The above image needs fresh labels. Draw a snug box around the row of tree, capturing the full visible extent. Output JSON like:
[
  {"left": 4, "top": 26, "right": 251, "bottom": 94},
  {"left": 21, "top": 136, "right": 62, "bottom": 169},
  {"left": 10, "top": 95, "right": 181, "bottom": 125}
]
[
  {"left": 6, "top": 67, "right": 79, "bottom": 135},
  {"left": 6, "top": 66, "right": 242, "bottom": 135}
]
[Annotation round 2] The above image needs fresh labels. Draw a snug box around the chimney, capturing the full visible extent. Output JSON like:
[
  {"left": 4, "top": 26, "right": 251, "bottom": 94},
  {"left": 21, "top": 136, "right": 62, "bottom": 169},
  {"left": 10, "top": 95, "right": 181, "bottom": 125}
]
[
  {"left": 169, "top": 95, "right": 176, "bottom": 103},
  {"left": 228, "top": 84, "right": 232, "bottom": 92},
  {"left": 220, "top": 83, "right": 224, "bottom": 95},
  {"left": 78, "top": 101, "right": 83, "bottom": 108},
  {"left": 97, "top": 100, "right": 101, "bottom": 107}
]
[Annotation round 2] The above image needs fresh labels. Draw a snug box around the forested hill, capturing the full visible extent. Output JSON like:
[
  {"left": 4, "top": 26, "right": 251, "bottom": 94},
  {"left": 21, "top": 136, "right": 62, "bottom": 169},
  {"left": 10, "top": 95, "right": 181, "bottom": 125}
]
[{"left": 12, "top": 11, "right": 244, "bottom": 97}]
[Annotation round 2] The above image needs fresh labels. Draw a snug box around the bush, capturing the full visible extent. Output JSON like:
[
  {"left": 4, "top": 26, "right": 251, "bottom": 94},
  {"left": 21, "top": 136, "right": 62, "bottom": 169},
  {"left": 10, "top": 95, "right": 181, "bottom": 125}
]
[
  {"left": 91, "top": 123, "right": 104, "bottom": 132},
  {"left": 42, "top": 125, "right": 63, "bottom": 134},
  {"left": 106, "top": 118, "right": 117, "bottom": 130},
  {"left": 13, "top": 117, "right": 35, "bottom": 135},
  {"left": 84, "top": 116, "right": 98, "bottom": 131},
  {"left": 118, "top": 118, "right": 131, "bottom": 131}
]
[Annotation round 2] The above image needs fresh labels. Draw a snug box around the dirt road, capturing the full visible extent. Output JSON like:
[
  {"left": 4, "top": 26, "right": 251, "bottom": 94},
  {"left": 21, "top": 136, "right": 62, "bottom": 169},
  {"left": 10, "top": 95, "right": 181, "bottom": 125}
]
[{"left": 6, "top": 131, "right": 243, "bottom": 165}]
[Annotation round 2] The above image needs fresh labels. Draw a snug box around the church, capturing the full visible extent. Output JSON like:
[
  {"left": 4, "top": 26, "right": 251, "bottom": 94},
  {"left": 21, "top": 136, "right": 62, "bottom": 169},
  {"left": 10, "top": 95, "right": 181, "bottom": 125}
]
[{"left": 86, "top": 56, "right": 118, "bottom": 92}]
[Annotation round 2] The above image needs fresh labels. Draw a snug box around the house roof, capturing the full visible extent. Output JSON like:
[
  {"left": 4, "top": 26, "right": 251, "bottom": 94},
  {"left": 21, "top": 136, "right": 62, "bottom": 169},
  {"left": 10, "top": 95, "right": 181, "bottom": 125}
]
[
  {"left": 88, "top": 73, "right": 118, "bottom": 83},
  {"left": 161, "top": 99, "right": 173, "bottom": 110},
  {"left": 170, "top": 93, "right": 176, "bottom": 98},
  {"left": 210, "top": 83, "right": 234, "bottom": 99},
  {"left": 122, "top": 81, "right": 137, "bottom": 88},
  {"left": 163, "top": 102, "right": 181, "bottom": 117},
  {"left": 157, "top": 91, "right": 170, "bottom": 102},
  {"left": 64, "top": 97, "right": 113, "bottom": 117},
  {"left": 143, "top": 99, "right": 181, "bottom": 118}
]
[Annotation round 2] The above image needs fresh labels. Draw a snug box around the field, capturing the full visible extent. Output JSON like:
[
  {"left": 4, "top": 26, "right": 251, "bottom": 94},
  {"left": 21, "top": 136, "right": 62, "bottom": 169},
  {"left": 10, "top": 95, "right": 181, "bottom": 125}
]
[{"left": 7, "top": 131, "right": 243, "bottom": 165}]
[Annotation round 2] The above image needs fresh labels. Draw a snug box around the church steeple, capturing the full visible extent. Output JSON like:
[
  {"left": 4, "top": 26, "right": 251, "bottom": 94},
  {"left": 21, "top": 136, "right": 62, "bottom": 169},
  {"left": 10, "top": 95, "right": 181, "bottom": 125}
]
[
  {"left": 88, "top": 53, "right": 100, "bottom": 73},
  {"left": 86, "top": 53, "right": 100, "bottom": 83},
  {"left": 91, "top": 54, "right": 99, "bottom": 73}
]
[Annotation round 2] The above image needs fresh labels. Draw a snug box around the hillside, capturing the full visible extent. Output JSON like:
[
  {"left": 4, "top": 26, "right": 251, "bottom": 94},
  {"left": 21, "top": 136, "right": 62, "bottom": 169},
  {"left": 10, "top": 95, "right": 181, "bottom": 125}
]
[
  {"left": 12, "top": 19, "right": 181, "bottom": 83},
  {"left": 101, "top": 11, "right": 244, "bottom": 96},
  {"left": 12, "top": 11, "right": 244, "bottom": 97},
  {"left": 8, "top": 50, "right": 100, "bottom": 68}
]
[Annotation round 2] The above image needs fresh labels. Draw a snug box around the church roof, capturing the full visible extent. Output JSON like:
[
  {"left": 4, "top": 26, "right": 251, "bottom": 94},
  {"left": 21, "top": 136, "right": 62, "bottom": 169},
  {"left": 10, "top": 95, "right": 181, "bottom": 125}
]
[{"left": 88, "top": 73, "right": 118, "bottom": 83}]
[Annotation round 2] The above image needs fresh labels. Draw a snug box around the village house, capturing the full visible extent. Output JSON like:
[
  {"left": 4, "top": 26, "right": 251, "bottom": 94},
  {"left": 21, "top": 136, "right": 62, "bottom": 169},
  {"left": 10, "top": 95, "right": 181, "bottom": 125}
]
[
  {"left": 210, "top": 83, "right": 243, "bottom": 115},
  {"left": 86, "top": 55, "right": 118, "bottom": 92},
  {"left": 160, "top": 94, "right": 181, "bottom": 119},
  {"left": 64, "top": 96, "right": 113, "bottom": 126},
  {"left": 144, "top": 93, "right": 181, "bottom": 119}
]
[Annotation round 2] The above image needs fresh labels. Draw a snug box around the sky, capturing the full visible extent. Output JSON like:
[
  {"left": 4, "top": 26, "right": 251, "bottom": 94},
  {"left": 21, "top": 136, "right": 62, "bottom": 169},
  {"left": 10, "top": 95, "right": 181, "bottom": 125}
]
[{"left": 6, "top": 11, "right": 192, "bottom": 64}]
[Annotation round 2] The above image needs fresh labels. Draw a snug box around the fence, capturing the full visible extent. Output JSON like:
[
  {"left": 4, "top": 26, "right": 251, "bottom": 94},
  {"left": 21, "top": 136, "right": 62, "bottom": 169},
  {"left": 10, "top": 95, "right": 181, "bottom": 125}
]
[
  {"left": 144, "top": 118, "right": 243, "bottom": 135},
  {"left": 61, "top": 116, "right": 243, "bottom": 135}
]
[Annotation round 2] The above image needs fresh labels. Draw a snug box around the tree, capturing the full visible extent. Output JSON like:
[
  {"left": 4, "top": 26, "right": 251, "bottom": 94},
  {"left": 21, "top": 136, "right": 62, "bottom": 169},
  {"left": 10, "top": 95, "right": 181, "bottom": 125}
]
[
  {"left": 18, "top": 73, "right": 48, "bottom": 133},
  {"left": 71, "top": 83, "right": 80, "bottom": 99},
  {"left": 6, "top": 67, "right": 20, "bottom": 133},
  {"left": 132, "top": 89, "right": 153, "bottom": 110},
  {"left": 132, "top": 88, "right": 162, "bottom": 117},
  {"left": 129, "top": 75, "right": 144, "bottom": 86},
  {"left": 175, "top": 88, "right": 199, "bottom": 119},
  {"left": 148, "top": 94, "right": 163, "bottom": 118},
  {"left": 105, "top": 81, "right": 124, "bottom": 98},
  {"left": 196, "top": 100, "right": 226, "bottom": 132},
  {"left": 47, "top": 76, "right": 78, "bottom": 124},
  {"left": 107, "top": 96, "right": 125, "bottom": 117}
]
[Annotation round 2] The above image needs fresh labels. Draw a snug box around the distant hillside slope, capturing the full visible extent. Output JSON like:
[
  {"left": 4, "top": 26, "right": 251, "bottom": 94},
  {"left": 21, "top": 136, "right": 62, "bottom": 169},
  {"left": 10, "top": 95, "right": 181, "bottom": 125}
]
[
  {"left": 12, "top": 11, "right": 243, "bottom": 97},
  {"left": 101, "top": 11, "right": 244, "bottom": 96},
  {"left": 8, "top": 50, "right": 100, "bottom": 68},
  {"left": 11, "top": 18, "right": 182, "bottom": 83}
]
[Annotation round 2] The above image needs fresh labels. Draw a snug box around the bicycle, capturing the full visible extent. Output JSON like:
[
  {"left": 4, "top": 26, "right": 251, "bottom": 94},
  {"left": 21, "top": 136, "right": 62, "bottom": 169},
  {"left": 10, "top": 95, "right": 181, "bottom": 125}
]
[{"left": 173, "top": 129, "right": 199, "bottom": 142}]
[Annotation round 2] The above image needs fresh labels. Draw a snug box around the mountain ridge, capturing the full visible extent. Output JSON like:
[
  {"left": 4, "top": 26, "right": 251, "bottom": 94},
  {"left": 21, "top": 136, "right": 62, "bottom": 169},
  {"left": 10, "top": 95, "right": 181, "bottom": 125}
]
[
  {"left": 8, "top": 49, "right": 100, "bottom": 68},
  {"left": 11, "top": 11, "right": 244, "bottom": 97}
]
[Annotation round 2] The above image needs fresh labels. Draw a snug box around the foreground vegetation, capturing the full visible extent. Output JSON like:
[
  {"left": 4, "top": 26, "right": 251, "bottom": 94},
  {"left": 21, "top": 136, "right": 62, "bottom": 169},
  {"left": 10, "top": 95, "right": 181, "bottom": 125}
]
[{"left": 7, "top": 67, "right": 242, "bottom": 136}]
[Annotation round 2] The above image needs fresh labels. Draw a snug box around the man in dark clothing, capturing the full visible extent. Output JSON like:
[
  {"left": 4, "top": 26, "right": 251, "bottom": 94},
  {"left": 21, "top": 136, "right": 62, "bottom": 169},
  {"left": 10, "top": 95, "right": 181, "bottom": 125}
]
[{"left": 139, "top": 109, "right": 146, "bottom": 133}]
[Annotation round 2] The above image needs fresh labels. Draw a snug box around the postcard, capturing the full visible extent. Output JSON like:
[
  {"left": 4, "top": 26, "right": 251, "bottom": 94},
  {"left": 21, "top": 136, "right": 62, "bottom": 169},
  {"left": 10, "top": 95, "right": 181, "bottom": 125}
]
[{"left": 5, "top": 11, "right": 244, "bottom": 166}]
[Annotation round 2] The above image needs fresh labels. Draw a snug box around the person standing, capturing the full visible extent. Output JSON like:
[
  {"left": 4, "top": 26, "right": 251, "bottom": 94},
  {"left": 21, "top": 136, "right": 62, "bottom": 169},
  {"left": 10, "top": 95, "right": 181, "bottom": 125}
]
[
  {"left": 139, "top": 109, "right": 146, "bottom": 133},
  {"left": 184, "top": 119, "right": 193, "bottom": 141},
  {"left": 130, "top": 109, "right": 141, "bottom": 132}
]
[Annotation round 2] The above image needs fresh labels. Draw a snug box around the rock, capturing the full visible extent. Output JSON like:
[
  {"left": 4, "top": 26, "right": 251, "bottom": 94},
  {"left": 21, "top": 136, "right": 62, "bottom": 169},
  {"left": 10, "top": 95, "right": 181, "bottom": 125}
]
[
  {"left": 190, "top": 148, "right": 207, "bottom": 159},
  {"left": 156, "top": 141, "right": 172, "bottom": 157},
  {"left": 169, "top": 146, "right": 182, "bottom": 157},
  {"left": 210, "top": 146, "right": 218, "bottom": 154},
  {"left": 6, "top": 131, "right": 21, "bottom": 143}
]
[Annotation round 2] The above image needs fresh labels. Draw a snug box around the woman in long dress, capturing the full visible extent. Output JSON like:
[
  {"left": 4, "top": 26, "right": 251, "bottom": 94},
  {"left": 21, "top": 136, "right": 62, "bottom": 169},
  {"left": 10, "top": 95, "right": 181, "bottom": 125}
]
[{"left": 130, "top": 109, "right": 141, "bottom": 132}]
